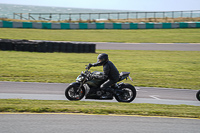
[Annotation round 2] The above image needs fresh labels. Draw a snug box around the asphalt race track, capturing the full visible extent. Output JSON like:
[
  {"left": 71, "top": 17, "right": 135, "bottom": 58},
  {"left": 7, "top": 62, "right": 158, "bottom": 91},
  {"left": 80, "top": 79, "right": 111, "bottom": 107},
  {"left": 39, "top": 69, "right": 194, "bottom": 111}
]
[
  {"left": 0, "top": 81, "right": 199, "bottom": 106},
  {"left": 95, "top": 42, "right": 200, "bottom": 51},
  {"left": 0, "top": 114, "right": 200, "bottom": 133}
]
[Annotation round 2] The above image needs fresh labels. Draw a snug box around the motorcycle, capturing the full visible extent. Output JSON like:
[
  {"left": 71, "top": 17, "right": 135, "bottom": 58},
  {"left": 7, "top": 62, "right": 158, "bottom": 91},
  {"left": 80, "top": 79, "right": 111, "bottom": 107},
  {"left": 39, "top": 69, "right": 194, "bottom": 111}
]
[
  {"left": 65, "top": 66, "right": 136, "bottom": 102},
  {"left": 196, "top": 90, "right": 200, "bottom": 101}
]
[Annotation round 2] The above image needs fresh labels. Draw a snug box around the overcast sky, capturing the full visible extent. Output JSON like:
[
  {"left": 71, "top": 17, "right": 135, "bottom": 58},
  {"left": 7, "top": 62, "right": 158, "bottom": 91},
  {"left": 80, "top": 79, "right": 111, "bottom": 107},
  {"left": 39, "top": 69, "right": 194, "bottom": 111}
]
[{"left": 0, "top": 0, "right": 200, "bottom": 11}]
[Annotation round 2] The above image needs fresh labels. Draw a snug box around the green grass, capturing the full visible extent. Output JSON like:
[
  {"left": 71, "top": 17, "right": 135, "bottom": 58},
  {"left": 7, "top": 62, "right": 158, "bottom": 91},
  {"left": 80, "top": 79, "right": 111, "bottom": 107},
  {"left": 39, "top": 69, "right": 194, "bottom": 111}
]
[
  {"left": 0, "top": 28, "right": 200, "bottom": 43},
  {"left": 0, "top": 50, "right": 200, "bottom": 90},
  {"left": 0, "top": 99, "right": 199, "bottom": 119}
]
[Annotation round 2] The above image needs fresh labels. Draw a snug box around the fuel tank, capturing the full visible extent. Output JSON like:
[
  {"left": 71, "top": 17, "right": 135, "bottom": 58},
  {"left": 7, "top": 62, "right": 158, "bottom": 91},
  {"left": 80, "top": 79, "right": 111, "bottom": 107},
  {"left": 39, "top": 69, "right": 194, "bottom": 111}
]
[{"left": 85, "top": 71, "right": 105, "bottom": 87}]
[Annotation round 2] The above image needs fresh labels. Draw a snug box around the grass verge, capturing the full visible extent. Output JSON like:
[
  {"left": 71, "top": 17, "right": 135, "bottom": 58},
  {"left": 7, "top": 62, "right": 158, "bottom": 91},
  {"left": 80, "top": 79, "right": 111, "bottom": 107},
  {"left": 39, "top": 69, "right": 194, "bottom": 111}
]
[
  {"left": 0, "top": 28, "right": 200, "bottom": 43},
  {"left": 0, "top": 50, "right": 200, "bottom": 90},
  {"left": 0, "top": 99, "right": 199, "bottom": 119}
]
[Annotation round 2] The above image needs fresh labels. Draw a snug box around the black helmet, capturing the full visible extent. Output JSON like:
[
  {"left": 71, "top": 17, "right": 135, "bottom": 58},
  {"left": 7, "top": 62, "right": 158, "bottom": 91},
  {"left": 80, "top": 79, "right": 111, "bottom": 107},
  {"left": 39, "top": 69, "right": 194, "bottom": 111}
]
[{"left": 97, "top": 53, "right": 108, "bottom": 65}]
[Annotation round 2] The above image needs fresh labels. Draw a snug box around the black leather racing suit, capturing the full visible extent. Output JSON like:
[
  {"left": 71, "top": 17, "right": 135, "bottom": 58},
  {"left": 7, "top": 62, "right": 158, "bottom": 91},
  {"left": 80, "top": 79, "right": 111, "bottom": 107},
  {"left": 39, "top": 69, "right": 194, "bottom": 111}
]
[{"left": 92, "top": 60, "right": 119, "bottom": 92}]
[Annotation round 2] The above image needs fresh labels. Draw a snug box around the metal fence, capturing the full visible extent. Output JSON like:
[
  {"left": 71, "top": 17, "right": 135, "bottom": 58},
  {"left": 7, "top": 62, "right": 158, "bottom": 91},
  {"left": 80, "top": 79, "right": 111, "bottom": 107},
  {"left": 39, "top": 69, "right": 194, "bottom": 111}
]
[{"left": 13, "top": 10, "right": 200, "bottom": 21}]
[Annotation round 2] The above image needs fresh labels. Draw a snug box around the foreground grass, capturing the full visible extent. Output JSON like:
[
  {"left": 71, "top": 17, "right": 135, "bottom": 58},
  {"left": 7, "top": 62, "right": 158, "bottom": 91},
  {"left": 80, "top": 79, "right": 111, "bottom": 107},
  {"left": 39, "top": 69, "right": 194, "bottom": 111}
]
[
  {"left": 0, "top": 50, "right": 200, "bottom": 90},
  {"left": 0, "top": 99, "right": 199, "bottom": 119},
  {"left": 0, "top": 28, "right": 200, "bottom": 43}
]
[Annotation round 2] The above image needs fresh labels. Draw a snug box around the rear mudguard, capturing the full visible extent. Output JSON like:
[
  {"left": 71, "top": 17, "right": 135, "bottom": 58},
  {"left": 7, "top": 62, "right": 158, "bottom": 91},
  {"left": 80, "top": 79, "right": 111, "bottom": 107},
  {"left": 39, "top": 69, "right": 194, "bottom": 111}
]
[{"left": 117, "top": 82, "right": 126, "bottom": 88}]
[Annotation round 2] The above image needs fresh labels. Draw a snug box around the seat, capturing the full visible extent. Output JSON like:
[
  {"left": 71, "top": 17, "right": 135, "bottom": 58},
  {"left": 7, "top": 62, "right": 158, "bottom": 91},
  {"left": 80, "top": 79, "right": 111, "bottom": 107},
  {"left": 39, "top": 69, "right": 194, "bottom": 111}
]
[{"left": 119, "top": 72, "right": 130, "bottom": 81}]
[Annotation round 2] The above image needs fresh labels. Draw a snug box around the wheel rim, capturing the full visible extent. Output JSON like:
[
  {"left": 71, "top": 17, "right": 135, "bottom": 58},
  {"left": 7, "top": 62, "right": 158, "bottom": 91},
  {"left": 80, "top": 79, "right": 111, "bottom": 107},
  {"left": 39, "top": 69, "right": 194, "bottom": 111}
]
[
  {"left": 68, "top": 87, "right": 84, "bottom": 100},
  {"left": 118, "top": 88, "right": 134, "bottom": 102}
]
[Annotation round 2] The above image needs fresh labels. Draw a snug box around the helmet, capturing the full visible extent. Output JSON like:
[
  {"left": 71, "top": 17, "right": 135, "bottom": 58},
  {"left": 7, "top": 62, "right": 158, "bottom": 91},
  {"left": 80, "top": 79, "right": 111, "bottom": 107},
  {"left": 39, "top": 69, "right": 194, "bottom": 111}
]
[{"left": 97, "top": 53, "right": 108, "bottom": 65}]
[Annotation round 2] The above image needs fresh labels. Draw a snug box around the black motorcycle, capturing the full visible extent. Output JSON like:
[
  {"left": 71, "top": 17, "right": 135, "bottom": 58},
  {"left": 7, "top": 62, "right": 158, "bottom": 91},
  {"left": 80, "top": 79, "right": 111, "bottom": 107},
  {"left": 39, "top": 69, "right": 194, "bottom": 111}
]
[
  {"left": 196, "top": 90, "right": 200, "bottom": 101},
  {"left": 65, "top": 66, "right": 136, "bottom": 102}
]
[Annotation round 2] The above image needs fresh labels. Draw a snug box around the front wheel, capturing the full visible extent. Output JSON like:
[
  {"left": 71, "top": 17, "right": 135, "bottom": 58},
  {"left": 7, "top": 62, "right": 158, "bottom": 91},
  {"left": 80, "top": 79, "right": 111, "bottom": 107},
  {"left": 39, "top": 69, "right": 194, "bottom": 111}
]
[
  {"left": 65, "top": 84, "right": 85, "bottom": 101},
  {"left": 196, "top": 90, "right": 200, "bottom": 101},
  {"left": 115, "top": 83, "right": 136, "bottom": 103}
]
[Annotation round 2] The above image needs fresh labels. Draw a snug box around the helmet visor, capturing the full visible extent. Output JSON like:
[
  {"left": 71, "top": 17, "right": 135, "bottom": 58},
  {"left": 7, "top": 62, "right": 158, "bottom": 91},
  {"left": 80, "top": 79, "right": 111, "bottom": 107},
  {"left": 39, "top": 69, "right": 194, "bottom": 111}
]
[
  {"left": 97, "top": 59, "right": 102, "bottom": 63},
  {"left": 97, "top": 58, "right": 105, "bottom": 65}
]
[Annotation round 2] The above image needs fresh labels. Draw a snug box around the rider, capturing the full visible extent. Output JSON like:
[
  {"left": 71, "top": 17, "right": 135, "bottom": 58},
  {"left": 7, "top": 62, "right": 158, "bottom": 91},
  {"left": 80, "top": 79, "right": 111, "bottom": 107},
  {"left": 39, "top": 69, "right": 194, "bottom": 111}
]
[{"left": 86, "top": 53, "right": 120, "bottom": 96}]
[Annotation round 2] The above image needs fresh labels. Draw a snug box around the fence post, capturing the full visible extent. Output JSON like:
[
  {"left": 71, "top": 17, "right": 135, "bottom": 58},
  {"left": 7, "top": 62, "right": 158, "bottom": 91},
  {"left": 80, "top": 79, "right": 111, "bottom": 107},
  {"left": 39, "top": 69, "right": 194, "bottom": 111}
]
[
  {"left": 49, "top": 13, "right": 52, "bottom": 21},
  {"left": 145, "top": 12, "right": 147, "bottom": 20},
  {"left": 20, "top": 13, "right": 22, "bottom": 20},
  {"left": 69, "top": 14, "right": 71, "bottom": 21},
  {"left": 79, "top": 13, "right": 81, "bottom": 20},
  {"left": 13, "top": 13, "right": 15, "bottom": 19},
  {"left": 118, "top": 13, "right": 119, "bottom": 20},
  {"left": 127, "top": 12, "right": 129, "bottom": 19},
  {"left": 59, "top": 14, "right": 61, "bottom": 21},
  {"left": 28, "top": 13, "right": 30, "bottom": 20},
  {"left": 89, "top": 13, "right": 91, "bottom": 20},
  {"left": 39, "top": 14, "right": 41, "bottom": 20},
  {"left": 136, "top": 12, "right": 138, "bottom": 19}
]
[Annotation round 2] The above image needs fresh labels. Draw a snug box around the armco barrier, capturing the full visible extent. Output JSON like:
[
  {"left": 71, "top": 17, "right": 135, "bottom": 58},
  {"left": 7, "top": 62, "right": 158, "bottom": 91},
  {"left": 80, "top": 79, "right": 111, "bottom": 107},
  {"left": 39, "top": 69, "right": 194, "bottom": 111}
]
[
  {"left": 0, "top": 21, "right": 200, "bottom": 29},
  {"left": 88, "top": 23, "right": 96, "bottom": 29},
  {"left": 0, "top": 39, "right": 96, "bottom": 53},
  {"left": 162, "top": 23, "right": 171, "bottom": 29},
  {"left": 130, "top": 23, "right": 138, "bottom": 29},
  {"left": 23, "top": 22, "right": 33, "bottom": 28}
]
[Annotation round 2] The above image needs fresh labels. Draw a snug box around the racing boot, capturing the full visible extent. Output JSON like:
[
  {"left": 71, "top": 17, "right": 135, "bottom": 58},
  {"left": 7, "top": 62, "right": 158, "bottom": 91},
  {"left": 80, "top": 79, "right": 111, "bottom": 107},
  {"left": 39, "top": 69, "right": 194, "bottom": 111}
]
[
  {"left": 105, "top": 88, "right": 123, "bottom": 97},
  {"left": 112, "top": 88, "right": 124, "bottom": 96},
  {"left": 100, "top": 88, "right": 113, "bottom": 99}
]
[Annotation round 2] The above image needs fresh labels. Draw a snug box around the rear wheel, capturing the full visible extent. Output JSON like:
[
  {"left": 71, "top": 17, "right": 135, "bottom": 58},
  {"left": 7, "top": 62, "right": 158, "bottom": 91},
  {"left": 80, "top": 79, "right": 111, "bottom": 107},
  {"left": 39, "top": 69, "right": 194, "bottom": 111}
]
[
  {"left": 115, "top": 83, "right": 136, "bottom": 103},
  {"left": 65, "top": 85, "right": 85, "bottom": 101},
  {"left": 196, "top": 90, "right": 200, "bottom": 101}
]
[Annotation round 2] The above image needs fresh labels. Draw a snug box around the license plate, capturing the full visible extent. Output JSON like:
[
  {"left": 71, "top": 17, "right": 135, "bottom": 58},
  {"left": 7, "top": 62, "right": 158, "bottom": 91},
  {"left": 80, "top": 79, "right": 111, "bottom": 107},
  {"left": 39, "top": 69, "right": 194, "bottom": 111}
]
[{"left": 128, "top": 76, "right": 133, "bottom": 82}]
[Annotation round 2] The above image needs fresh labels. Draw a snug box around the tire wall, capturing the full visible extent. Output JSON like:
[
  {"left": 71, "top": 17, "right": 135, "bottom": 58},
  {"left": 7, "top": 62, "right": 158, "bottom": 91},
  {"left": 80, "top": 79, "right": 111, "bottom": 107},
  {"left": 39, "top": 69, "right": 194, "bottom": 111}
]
[{"left": 0, "top": 39, "right": 96, "bottom": 53}]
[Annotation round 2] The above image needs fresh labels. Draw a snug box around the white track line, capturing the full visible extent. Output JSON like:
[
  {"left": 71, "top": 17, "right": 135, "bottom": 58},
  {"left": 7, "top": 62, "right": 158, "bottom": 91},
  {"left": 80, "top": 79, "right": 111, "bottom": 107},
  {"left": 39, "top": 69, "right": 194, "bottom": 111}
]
[{"left": 150, "top": 95, "right": 161, "bottom": 100}]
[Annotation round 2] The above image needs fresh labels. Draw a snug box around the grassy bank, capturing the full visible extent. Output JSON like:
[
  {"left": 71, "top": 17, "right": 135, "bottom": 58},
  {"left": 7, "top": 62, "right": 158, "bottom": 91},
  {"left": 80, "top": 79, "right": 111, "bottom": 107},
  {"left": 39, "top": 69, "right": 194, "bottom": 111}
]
[
  {"left": 0, "top": 28, "right": 200, "bottom": 43},
  {"left": 0, "top": 50, "right": 200, "bottom": 90},
  {"left": 0, "top": 99, "right": 199, "bottom": 119}
]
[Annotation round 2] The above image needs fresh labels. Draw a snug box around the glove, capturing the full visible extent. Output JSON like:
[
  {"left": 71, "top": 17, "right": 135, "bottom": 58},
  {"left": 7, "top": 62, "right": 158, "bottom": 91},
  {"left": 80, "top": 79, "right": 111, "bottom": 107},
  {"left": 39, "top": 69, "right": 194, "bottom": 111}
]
[{"left": 85, "top": 63, "right": 92, "bottom": 70}]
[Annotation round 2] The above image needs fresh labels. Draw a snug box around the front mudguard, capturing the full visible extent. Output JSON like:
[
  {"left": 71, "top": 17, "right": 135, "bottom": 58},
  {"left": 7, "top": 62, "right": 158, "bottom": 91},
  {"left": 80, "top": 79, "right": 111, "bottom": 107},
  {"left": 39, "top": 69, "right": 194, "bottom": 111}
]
[
  {"left": 68, "top": 82, "right": 81, "bottom": 91},
  {"left": 69, "top": 82, "right": 80, "bottom": 87}
]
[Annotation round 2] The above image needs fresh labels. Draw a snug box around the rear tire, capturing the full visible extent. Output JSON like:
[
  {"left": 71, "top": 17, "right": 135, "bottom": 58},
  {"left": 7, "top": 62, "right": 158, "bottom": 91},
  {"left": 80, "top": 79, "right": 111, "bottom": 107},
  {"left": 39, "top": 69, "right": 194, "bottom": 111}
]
[
  {"left": 115, "top": 83, "right": 136, "bottom": 103},
  {"left": 65, "top": 85, "right": 85, "bottom": 101},
  {"left": 196, "top": 90, "right": 200, "bottom": 101}
]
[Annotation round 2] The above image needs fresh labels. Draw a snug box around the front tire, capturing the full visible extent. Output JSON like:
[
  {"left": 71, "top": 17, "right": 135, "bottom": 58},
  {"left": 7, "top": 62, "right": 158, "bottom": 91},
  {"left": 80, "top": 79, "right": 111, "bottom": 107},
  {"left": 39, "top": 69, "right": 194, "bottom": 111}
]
[
  {"left": 196, "top": 90, "right": 200, "bottom": 101},
  {"left": 65, "top": 84, "right": 85, "bottom": 101},
  {"left": 115, "top": 83, "right": 136, "bottom": 103}
]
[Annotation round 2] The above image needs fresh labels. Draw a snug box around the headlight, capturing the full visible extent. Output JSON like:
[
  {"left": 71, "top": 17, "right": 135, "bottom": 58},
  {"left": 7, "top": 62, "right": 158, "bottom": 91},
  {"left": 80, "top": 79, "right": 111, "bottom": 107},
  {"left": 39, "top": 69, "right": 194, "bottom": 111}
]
[{"left": 76, "top": 75, "right": 84, "bottom": 82}]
